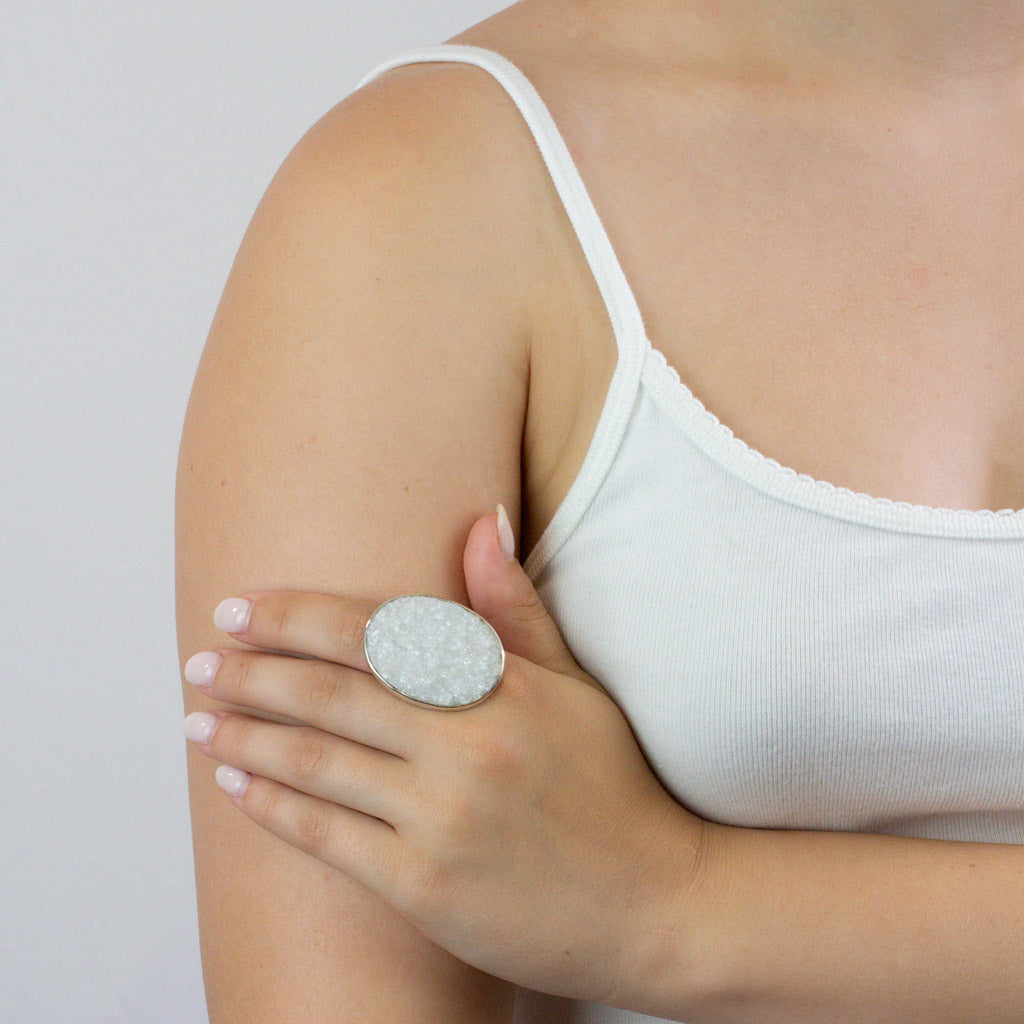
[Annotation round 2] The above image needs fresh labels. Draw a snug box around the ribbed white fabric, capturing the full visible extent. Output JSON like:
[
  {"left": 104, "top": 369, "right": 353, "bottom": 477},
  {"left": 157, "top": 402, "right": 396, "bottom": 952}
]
[{"left": 357, "top": 45, "right": 1024, "bottom": 1024}]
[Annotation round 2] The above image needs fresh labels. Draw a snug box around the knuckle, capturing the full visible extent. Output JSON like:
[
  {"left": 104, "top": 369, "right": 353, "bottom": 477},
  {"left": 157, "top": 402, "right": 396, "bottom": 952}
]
[
  {"left": 335, "top": 609, "right": 366, "bottom": 661},
  {"left": 300, "top": 665, "right": 341, "bottom": 718},
  {"left": 224, "top": 652, "right": 257, "bottom": 704},
  {"left": 288, "top": 728, "right": 327, "bottom": 780},
  {"left": 263, "top": 598, "right": 294, "bottom": 642},
  {"left": 296, "top": 805, "right": 334, "bottom": 852},
  {"left": 213, "top": 716, "right": 250, "bottom": 765},
  {"left": 467, "top": 723, "right": 522, "bottom": 780},
  {"left": 245, "top": 777, "right": 276, "bottom": 819},
  {"left": 394, "top": 854, "right": 456, "bottom": 920},
  {"left": 492, "top": 656, "right": 530, "bottom": 708},
  {"left": 495, "top": 657, "right": 551, "bottom": 722},
  {"left": 507, "top": 599, "right": 551, "bottom": 630}
]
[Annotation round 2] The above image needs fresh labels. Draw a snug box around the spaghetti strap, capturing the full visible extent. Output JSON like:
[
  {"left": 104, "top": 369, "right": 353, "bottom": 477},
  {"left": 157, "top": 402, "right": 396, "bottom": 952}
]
[
  {"left": 355, "top": 44, "right": 652, "bottom": 577},
  {"left": 355, "top": 43, "right": 648, "bottom": 357}
]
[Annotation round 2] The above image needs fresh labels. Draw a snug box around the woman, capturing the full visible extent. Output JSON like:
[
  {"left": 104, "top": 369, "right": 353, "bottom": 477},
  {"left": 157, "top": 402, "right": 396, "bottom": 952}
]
[{"left": 176, "top": 0, "right": 1024, "bottom": 1020}]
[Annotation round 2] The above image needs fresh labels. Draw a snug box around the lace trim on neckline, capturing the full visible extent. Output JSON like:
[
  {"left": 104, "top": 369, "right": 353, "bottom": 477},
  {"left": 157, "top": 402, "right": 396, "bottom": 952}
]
[{"left": 642, "top": 342, "right": 1024, "bottom": 538}]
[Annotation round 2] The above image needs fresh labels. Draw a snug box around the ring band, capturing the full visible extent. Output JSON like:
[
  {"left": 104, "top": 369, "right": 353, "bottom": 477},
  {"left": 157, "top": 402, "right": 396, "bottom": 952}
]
[{"left": 363, "top": 594, "right": 505, "bottom": 710}]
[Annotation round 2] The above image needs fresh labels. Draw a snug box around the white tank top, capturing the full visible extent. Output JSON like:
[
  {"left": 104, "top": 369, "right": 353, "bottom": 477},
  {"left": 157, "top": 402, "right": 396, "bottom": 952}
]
[{"left": 357, "top": 44, "right": 1024, "bottom": 1024}]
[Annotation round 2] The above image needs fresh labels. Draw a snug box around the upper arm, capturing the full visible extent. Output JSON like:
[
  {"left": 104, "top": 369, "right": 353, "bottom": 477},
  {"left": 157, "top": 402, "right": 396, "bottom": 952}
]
[{"left": 175, "top": 65, "right": 542, "bottom": 1023}]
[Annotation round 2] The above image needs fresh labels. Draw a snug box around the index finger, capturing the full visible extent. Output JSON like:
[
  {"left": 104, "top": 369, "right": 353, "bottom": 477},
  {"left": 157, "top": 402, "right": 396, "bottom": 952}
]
[{"left": 213, "top": 590, "right": 378, "bottom": 669}]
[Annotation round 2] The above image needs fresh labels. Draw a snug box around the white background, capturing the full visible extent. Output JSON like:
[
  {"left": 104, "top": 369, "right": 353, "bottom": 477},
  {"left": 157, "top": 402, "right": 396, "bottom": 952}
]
[{"left": 3, "top": 2, "right": 501, "bottom": 1019}]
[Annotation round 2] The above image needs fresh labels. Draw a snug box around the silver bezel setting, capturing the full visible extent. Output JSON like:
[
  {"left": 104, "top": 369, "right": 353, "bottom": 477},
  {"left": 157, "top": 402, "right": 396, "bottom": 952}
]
[{"left": 363, "top": 594, "right": 505, "bottom": 710}]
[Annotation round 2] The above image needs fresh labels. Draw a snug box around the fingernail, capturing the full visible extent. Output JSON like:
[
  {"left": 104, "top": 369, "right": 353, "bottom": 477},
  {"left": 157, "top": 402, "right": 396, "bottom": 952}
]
[
  {"left": 184, "top": 651, "right": 223, "bottom": 687},
  {"left": 496, "top": 503, "right": 516, "bottom": 560},
  {"left": 214, "top": 597, "right": 252, "bottom": 633},
  {"left": 183, "top": 711, "right": 221, "bottom": 744},
  {"left": 215, "top": 764, "right": 251, "bottom": 797}
]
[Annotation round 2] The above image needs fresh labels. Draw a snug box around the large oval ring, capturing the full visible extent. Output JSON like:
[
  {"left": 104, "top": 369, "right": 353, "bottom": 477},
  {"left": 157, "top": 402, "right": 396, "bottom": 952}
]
[{"left": 363, "top": 594, "right": 505, "bottom": 710}]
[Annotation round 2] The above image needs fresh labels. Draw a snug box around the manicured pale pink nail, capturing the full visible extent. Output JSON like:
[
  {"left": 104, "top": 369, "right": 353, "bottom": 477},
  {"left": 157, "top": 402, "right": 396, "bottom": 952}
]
[
  {"left": 215, "top": 764, "right": 251, "bottom": 797},
  {"left": 496, "top": 502, "right": 516, "bottom": 560},
  {"left": 184, "top": 651, "right": 223, "bottom": 687},
  {"left": 183, "top": 711, "right": 220, "bottom": 744},
  {"left": 214, "top": 597, "right": 252, "bottom": 633}
]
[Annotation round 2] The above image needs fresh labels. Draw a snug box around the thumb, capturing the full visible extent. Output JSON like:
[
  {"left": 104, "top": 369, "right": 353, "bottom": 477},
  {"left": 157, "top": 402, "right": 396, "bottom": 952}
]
[{"left": 463, "top": 504, "right": 594, "bottom": 687}]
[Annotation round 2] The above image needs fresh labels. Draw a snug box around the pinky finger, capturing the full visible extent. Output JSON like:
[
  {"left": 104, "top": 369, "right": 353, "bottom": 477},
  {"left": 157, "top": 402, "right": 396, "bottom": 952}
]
[
  {"left": 215, "top": 765, "right": 399, "bottom": 898},
  {"left": 215, "top": 764, "right": 253, "bottom": 797}
]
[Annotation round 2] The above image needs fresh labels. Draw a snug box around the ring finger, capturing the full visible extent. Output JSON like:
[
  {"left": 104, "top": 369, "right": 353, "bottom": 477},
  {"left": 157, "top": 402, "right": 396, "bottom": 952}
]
[{"left": 185, "top": 710, "right": 410, "bottom": 828}]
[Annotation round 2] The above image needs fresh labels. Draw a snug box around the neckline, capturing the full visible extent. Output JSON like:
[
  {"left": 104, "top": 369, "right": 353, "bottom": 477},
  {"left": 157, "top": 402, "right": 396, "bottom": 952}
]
[
  {"left": 640, "top": 334, "right": 1024, "bottom": 538},
  {"left": 356, "top": 45, "right": 1024, "bottom": 545}
]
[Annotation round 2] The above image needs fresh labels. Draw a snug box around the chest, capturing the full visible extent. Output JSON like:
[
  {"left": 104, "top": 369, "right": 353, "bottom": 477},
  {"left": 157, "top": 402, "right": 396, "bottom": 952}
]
[
  {"left": 521, "top": 69, "right": 1024, "bottom": 557},
  {"left": 529, "top": 410, "right": 1024, "bottom": 839}
]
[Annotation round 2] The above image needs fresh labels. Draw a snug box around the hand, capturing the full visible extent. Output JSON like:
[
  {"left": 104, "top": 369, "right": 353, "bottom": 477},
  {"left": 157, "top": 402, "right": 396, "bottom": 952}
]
[{"left": 182, "top": 509, "right": 706, "bottom": 1006}]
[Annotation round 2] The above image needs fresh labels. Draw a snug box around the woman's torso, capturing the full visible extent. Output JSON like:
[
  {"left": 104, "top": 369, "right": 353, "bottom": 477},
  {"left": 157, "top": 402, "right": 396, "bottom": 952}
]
[
  {"left": 358, "top": 4, "right": 1024, "bottom": 1021},
  {"left": 448, "top": 0, "right": 1024, "bottom": 557}
]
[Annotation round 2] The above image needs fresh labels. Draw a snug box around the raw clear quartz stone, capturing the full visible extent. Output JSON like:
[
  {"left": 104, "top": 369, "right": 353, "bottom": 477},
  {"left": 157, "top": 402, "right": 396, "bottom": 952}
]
[{"left": 363, "top": 595, "right": 504, "bottom": 708}]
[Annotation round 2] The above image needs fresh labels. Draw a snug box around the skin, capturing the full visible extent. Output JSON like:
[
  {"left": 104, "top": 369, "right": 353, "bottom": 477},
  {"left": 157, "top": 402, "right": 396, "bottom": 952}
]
[
  {"left": 181, "top": 569, "right": 703, "bottom": 1010},
  {"left": 449, "top": 0, "right": 1024, "bottom": 556},
  {"left": 177, "top": 64, "right": 542, "bottom": 1022},
  {"left": 181, "top": 521, "right": 1024, "bottom": 1021},
  {"left": 178, "top": 0, "right": 1024, "bottom": 1019}
]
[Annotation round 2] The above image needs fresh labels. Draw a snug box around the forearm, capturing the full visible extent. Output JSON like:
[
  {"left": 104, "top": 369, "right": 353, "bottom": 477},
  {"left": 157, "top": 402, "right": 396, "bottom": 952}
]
[{"left": 633, "top": 819, "right": 1024, "bottom": 1023}]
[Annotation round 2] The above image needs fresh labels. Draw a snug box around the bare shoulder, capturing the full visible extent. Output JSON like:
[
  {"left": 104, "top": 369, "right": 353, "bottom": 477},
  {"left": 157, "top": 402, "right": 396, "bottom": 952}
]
[{"left": 239, "top": 55, "right": 553, "bottom": 351}]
